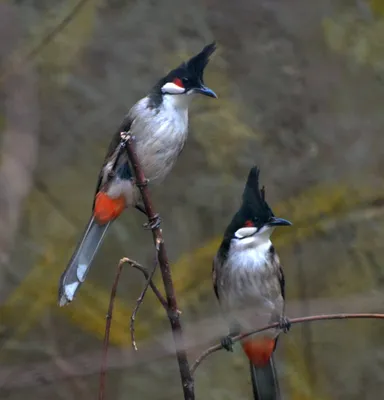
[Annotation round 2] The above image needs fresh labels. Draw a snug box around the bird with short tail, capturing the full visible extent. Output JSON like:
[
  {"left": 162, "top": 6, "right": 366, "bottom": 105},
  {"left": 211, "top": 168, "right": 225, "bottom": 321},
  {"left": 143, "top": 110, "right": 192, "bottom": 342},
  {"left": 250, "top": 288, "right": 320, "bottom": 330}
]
[
  {"left": 58, "top": 42, "right": 217, "bottom": 306},
  {"left": 212, "top": 166, "right": 292, "bottom": 400}
]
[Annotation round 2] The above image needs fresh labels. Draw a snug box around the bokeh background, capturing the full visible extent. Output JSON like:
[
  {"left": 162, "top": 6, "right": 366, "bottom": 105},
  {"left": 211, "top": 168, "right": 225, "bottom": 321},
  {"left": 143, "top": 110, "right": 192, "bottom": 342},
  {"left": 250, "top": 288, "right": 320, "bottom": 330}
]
[{"left": 1, "top": 0, "right": 384, "bottom": 399}]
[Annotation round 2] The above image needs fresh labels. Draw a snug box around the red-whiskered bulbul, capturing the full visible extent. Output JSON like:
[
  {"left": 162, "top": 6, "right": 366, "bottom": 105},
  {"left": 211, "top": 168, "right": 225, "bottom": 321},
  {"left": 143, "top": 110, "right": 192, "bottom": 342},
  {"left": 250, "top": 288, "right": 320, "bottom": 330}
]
[
  {"left": 212, "top": 166, "right": 292, "bottom": 400},
  {"left": 58, "top": 43, "right": 217, "bottom": 306}
]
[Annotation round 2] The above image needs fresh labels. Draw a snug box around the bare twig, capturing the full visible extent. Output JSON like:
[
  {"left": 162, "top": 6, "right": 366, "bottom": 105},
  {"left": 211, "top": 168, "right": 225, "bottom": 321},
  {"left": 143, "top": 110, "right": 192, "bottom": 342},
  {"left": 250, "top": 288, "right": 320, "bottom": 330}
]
[
  {"left": 128, "top": 258, "right": 167, "bottom": 309},
  {"left": 99, "top": 257, "right": 127, "bottom": 400},
  {"left": 190, "top": 313, "right": 384, "bottom": 375},
  {"left": 99, "top": 256, "right": 167, "bottom": 398},
  {"left": 130, "top": 255, "right": 159, "bottom": 351},
  {"left": 125, "top": 134, "right": 195, "bottom": 400}
]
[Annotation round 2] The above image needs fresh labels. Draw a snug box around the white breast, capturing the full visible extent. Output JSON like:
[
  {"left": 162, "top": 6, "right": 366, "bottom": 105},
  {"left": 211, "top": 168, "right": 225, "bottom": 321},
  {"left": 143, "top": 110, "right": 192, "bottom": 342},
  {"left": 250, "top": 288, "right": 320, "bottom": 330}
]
[
  {"left": 227, "top": 236, "right": 272, "bottom": 271},
  {"left": 219, "top": 237, "right": 277, "bottom": 317},
  {"left": 130, "top": 96, "right": 190, "bottom": 183}
]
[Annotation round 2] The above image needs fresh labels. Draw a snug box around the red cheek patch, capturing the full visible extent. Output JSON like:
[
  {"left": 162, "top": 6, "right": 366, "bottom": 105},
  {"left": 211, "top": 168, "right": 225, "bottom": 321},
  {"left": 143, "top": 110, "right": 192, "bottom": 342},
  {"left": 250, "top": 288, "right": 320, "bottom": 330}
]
[
  {"left": 244, "top": 220, "right": 254, "bottom": 228},
  {"left": 173, "top": 78, "right": 184, "bottom": 88}
]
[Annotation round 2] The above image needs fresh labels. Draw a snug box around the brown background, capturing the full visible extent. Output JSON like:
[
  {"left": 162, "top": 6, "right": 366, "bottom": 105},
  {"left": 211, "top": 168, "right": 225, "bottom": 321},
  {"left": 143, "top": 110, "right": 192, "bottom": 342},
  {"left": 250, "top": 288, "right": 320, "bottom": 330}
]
[{"left": 1, "top": 0, "right": 384, "bottom": 399}]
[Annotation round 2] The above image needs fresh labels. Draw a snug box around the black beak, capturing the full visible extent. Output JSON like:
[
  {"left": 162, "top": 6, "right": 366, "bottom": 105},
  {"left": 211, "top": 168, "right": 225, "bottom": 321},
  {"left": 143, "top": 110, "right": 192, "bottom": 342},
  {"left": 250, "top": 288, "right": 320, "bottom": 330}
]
[
  {"left": 193, "top": 85, "right": 217, "bottom": 98},
  {"left": 268, "top": 217, "right": 292, "bottom": 227}
]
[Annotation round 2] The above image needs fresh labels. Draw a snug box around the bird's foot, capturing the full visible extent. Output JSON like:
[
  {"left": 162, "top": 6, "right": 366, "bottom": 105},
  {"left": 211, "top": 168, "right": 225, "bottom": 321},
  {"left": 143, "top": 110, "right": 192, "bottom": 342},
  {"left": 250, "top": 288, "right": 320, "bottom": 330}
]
[
  {"left": 279, "top": 316, "right": 291, "bottom": 333},
  {"left": 135, "top": 178, "right": 149, "bottom": 188},
  {"left": 221, "top": 335, "right": 234, "bottom": 352},
  {"left": 120, "top": 131, "right": 131, "bottom": 142},
  {"left": 107, "top": 170, "right": 116, "bottom": 181},
  {"left": 143, "top": 214, "right": 161, "bottom": 230}
]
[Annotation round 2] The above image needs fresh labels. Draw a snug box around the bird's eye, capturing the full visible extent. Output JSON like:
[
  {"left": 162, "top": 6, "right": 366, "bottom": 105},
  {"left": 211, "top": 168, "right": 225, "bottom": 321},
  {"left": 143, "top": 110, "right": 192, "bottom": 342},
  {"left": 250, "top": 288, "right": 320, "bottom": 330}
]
[{"left": 182, "top": 77, "right": 189, "bottom": 84}]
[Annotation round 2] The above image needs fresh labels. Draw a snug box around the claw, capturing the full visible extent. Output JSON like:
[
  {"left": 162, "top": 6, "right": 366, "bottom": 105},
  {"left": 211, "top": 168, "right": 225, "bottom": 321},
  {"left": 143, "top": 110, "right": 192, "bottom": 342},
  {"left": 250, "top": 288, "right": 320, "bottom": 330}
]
[
  {"left": 279, "top": 316, "right": 291, "bottom": 333},
  {"left": 221, "top": 335, "right": 234, "bottom": 352},
  {"left": 120, "top": 131, "right": 130, "bottom": 141},
  {"left": 143, "top": 214, "right": 161, "bottom": 230},
  {"left": 136, "top": 178, "right": 149, "bottom": 188}
]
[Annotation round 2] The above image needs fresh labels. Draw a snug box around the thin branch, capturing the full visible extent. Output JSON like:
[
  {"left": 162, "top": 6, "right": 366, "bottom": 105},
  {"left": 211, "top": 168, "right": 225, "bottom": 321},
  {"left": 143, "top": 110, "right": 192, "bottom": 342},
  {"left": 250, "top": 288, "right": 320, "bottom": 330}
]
[
  {"left": 190, "top": 313, "right": 384, "bottom": 375},
  {"left": 128, "top": 258, "right": 168, "bottom": 309},
  {"left": 99, "top": 255, "right": 167, "bottom": 398},
  {"left": 124, "top": 134, "right": 195, "bottom": 400},
  {"left": 130, "top": 255, "right": 159, "bottom": 351},
  {"left": 99, "top": 257, "right": 127, "bottom": 400}
]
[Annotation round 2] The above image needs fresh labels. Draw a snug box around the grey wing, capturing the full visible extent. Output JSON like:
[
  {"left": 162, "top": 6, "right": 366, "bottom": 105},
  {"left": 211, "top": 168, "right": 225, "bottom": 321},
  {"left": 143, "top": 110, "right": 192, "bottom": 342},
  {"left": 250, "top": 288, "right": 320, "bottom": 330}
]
[
  {"left": 92, "top": 115, "right": 133, "bottom": 209},
  {"left": 212, "top": 255, "right": 220, "bottom": 300},
  {"left": 270, "top": 246, "right": 285, "bottom": 300},
  {"left": 278, "top": 266, "right": 285, "bottom": 300},
  {"left": 269, "top": 246, "right": 286, "bottom": 325}
]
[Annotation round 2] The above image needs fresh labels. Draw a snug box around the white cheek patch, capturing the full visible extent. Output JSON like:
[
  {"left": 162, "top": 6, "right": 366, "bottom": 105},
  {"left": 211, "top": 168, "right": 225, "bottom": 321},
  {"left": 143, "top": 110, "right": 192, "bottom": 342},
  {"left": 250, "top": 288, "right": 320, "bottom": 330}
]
[
  {"left": 235, "top": 227, "right": 257, "bottom": 239},
  {"left": 161, "top": 82, "right": 185, "bottom": 94}
]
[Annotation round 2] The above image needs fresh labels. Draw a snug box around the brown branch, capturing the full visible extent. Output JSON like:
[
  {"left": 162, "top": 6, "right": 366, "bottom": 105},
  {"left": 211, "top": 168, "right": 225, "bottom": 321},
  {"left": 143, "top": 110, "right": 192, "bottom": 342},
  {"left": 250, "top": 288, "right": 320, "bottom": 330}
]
[
  {"left": 99, "top": 256, "right": 167, "bottom": 398},
  {"left": 130, "top": 255, "right": 159, "bottom": 351},
  {"left": 128, "top": 258, "right": 167, "bottom": 309},
  {"left": 190, "top": 313, "right": 384, "bottom": 375},
  {"left": 99, "top": 257, "right": 126, "bottom": 400},
  {"left": 124, "top": 134, "right": 195, "bottom": 400}
]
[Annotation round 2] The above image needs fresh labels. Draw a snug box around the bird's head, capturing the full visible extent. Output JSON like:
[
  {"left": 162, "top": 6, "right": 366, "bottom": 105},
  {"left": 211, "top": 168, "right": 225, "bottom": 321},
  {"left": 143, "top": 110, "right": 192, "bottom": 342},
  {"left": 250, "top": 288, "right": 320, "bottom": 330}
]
[
  {"left": 229, "top": 167, "right": 292, "bottom": 242},
  {"left": 157, "top": 42, "right": 217, "bottom": 100}
]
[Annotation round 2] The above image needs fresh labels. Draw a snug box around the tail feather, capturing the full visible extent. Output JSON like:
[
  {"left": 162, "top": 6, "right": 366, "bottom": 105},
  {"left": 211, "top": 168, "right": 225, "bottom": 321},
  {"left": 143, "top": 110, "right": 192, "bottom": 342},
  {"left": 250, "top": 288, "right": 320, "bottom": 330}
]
[
  {"left": 58, "top": 216, "right": 111, "bottom": 306},
  {"left": 250, "top": 356, "right": 280, "bottom": 400}
]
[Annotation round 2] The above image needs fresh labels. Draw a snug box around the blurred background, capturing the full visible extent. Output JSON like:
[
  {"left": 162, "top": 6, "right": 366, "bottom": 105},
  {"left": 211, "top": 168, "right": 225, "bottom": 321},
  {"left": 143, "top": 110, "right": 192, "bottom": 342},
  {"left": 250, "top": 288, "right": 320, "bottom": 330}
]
[{"left": 1, "top": 0, "right": 384, "bottom": 398}]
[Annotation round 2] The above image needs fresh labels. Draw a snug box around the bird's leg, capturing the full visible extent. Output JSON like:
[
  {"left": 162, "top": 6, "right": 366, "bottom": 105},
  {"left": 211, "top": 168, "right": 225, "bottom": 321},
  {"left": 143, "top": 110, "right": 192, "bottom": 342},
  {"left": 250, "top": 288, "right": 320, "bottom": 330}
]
[
  {"left": 135, "top": 204, "right": 147, "bottom": 216},
  {"left": 120, "top": 131, "right": 131, "bottom": 142},
  {"left": 135, "top": 204, "right": 162, "bottom": 230},
  {"left": 278, "top": 316, "right": 291, "bottom": 333},
  {"left": 143, "top": 214, "right": 162, "bottom": 230},
  {"left": 135, "top": 178, "right": 149, "bottom": 188},
  {"left": 221, "top": 335, "right": 235, "bottom": 352},
  {"left": 221, "top": 325, "right": 240, "bottom": 352},
  {"left": 130, "top": 177, "right": 149, "bottom": 189}
]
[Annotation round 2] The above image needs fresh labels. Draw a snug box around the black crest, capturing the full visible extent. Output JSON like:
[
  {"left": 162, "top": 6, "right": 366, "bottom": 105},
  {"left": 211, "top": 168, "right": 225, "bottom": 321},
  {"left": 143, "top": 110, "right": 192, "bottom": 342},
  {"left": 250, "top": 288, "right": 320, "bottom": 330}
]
[
  {"left": 241, "top": 166, "right": 274, "bottom": 222},
  {"left": 149, "top": 42, "right": 216, "bottom": 106},
  {"left": 217, "top": 166, "right": 289, "bottom": 262},
  {"left": 221, "top": 166, "right": 274, "bottom": 241},
  {"left": 183, "top": 42, "right": 216, "bottom": 83}
]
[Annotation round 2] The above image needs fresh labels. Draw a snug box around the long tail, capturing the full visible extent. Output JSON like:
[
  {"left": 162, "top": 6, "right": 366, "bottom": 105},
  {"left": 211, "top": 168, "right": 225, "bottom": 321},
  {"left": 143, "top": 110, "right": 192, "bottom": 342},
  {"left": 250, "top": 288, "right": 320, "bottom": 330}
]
[
  {"left": 250, "top": 356, "right": 280, "bottom": 400},
  {"left": 58, "top": 216, "right": 111, "bottom": 306},
  {"left": 243, "top": 337, "right": 280, "bottom": 400}
]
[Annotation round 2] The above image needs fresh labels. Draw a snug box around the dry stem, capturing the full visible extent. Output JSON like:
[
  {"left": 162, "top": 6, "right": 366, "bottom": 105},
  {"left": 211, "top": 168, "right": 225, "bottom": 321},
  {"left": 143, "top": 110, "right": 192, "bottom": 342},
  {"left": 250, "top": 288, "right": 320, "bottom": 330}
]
[
  {"left": 130, "top": 255, "right": 158, "bottom": 351},
  {"left": 190, "top": 312, "right": 384, "bottom": 375},
  {"left": 99, "top": 257, "right": 126, "bottom": 400},
  {"left": 124, "top": 134, "right": 195, "bottom": 399},
  {"left": 99, "top": 256, "right": 167, "bottom": 399}
]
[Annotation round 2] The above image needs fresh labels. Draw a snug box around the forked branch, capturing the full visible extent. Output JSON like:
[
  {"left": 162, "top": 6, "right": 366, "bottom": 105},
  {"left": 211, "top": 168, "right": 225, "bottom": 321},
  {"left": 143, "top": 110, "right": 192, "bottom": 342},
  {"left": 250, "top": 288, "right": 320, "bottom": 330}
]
[{"left": 99, "top": 256, "right": 166, "bottom": 400}]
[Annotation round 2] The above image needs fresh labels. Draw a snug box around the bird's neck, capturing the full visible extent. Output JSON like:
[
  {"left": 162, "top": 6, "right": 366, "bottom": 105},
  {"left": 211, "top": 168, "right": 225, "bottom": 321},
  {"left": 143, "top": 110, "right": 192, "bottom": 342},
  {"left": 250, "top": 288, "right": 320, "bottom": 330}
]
[
  {"left": 162, "top": 93, "right": 193, "bottom": 110},
  {"left": 229, "top": 230, "right": 273, "bottom": 261}
]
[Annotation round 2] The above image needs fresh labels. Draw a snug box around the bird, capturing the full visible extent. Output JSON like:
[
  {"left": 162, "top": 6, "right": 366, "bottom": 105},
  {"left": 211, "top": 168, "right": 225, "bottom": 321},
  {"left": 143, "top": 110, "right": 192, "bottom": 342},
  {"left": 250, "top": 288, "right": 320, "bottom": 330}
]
[
  {"left": 212, "top": 166, "right": 292, "bottom": 400},
  {"left": 58, "top": 42, "right": 217, "bottom": 306}
]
